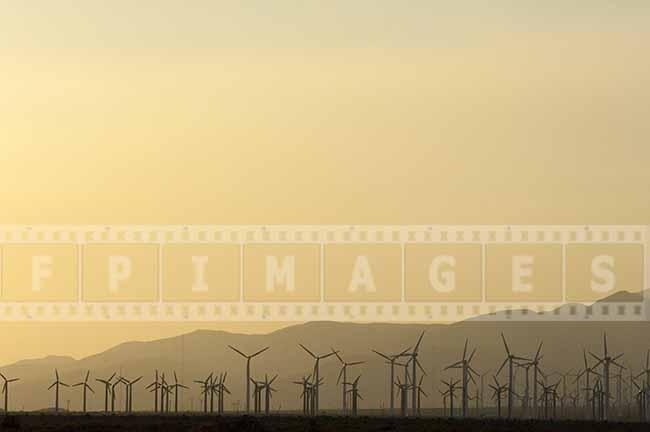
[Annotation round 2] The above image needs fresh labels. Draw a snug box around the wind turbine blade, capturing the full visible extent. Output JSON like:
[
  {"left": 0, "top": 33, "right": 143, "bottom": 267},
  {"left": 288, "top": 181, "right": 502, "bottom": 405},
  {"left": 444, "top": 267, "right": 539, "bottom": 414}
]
[
  {"left": 583, "top": 349, "right": 588, "bottom": 369},
  {"left": 414, "top": 331, "right": 425, "bottom": 353},
  {"left": 496, "top": 358, "right": 508, "bottom": 376},
  {"left": 321, "top": 351, "right": 338, "bottom": 360},
  {"left": 48, "top": 382, "right": 56, "bottom": 390},
  {"left": 299, "top": 344, "right": 317, "bottom": 359},
  {"left": 331, "top": 348, "right": 343, "bottom": 363},
  {"left": 468, "top": 348, "right": 477, "bottom": 364},
  {"left": 397, "top": 347, "right": 412, "bottom": 358},
  {"left": 55, "top": 369, "right": 59, "bottom": 380},
  {"left": 535, "top": 341, "right": 543, "bottom": 362},
  {"left": 372, "top": 350, "right": 391, "bottom": 361},
  {"left": 228, "top": 345, "right": 247, "bottom": 358},
  {"left": 415, "top": 358, "right": 427, "bottom": 375},
  {"left": 445, "top": 361, "right": 463, "bottom": 370},
  {"left": 462, "top": 339, "right": 468, "bottom": 361},
  {"left": 603, "top": 332, "right": 608, "bottom": 357},
  {"left": 336, "top": 367, "right": 344, "bottom": 385},
  {"left": 589, "top": 352, "right": 603, "bottom": 366},
  {"left": 501, "top": 333, "right": 511, "bottom": 356},
  {"left": 85, "top": 370, "right": 90, "bottom": 383},
  {"left": 348, "top": 361, "right": 365, "bottom": 366},
  {"left": 252, "top": 346, "right": 270, "bottom": 358}
]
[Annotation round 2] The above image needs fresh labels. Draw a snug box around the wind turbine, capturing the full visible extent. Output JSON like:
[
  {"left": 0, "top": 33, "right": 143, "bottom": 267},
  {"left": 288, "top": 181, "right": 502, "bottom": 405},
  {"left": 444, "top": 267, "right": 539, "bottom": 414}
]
[
  {"left": 489, "top": 376, "right": 507, "bottom": 418},
  {"left": 636, "top": 349, "right": 650, "bottom": 388},
  {"left": 146, "top": 370, "right": 160, "bottom": 413},
  {"left": 497, "top": 333, "right": 530, "bottom": 418},
  {"left": 414, "top": 376, "right": 427, "bottom": 416},
  {"left": 48, "top": 370, "right": 69, "bottom": 412},
  {"left": 263, "top": 374, "right": 278, "bottom": 415},
  {"left": 0, "top": 373, "right": 19, "bottom": 413},
  {"left": 441, "top": 379, "right": 460, "bottom": 417},
  {"left": 299, "top": 344, "right": 337, "bottom": 413},
  {"left": 250, "top": 377, "right": 265, "bottom": 414},
  {"left": 160, "top": 373, "right": 171, "bottom": 412},
  {"left": 515, "top": 360, "right": 532, "bottom": 416},
  {"left": 404, "top": 331, "right": 426, "bottom": 416},
  {"left": 589, "top": 332, "right": 624, "bottom": 420},
  {"left": 526, "top": 341, "right": 544, "bottom": 418},
  {"left": 96, "top": 373, "right": 116, "bottom": 413},
  {"left": 438, "top": 389, "right": 449, "bottom": 414},
  {"left": 575, "top": 348, "right": 601, "bottom": 417},
  {"left": 372, "top": 346, "right": 411, "bottom": 416},
  {"left": 632, "top": 378, "right": 648, "bottom": 421},
  {"left": 445, "top": 338, "right": 477, "bottom": 418},
  {"left": 538, "top": 379, "right": 560, "bottom": 419},
  {"left": 345, "top": 375, "right": 362, "bottom": 416},
  {"left": 118, "top": 377, "right": 129, "bottom": 412},
  {"left": 395, "top": 376, "right": 410, "bottom": 417},
  {"left": 110, "top": 378, "right": 123, "bottom": 412},
  {"left": 168, "top": 371, "right": 188, "bottom": 413},
  {"left": 228, "top": 345, "right": 270, "bottom": 413},
  {"left": 72, "top": 371, "right": 94, "bottom": 413},
  {"left": 333, "top": 349, "right": 364, "bottom": 414},
  {"left": 194, "top": 373, "right": 213, "bottom": 413},
  {"left": 215, "top": 372, "right": 230, "bottom": 414},
  {"left": 293, "top": 375, "right": 312, "bottom": 416},
  {"left": 122, "top": 376, "right": 142, "bottom": 413}
]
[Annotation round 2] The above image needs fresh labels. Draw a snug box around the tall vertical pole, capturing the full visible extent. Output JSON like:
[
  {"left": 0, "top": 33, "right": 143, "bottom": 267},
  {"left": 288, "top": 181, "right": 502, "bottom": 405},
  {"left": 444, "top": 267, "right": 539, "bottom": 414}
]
[
  {"left": 411, "top": 357, "right": 417, "bottom": 416},
  {"left": 390, "top": 363, "right": 395, "bottom": 416},
  {"left": 508, "top": 360, "right": 513, "bottom": 418},
  {"left": 342, "top": 367, "right": 347, "bottom": 414},
  {"left": 246, "top": 359, "right": 251, "bottom": 413},
  {"left": 462, "top": 364, "right": 468, "bottom": 417},
  {"left": 315, "top": 360, "right": 320, "bottom": 413},
  {"left": 604, "top": 362, "right": 610, "bottom": 420}
]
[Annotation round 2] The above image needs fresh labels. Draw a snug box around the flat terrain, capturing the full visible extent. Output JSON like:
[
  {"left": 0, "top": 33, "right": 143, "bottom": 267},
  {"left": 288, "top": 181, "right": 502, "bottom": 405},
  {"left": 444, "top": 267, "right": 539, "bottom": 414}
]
[{"left": 1, "top": 415, "right": 648, "bottom": 432}]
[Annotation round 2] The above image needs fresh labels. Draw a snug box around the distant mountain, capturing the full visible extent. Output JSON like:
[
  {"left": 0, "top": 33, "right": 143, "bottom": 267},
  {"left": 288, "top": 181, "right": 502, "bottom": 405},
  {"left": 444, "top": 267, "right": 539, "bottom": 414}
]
[{"left": 1, "top": 291, "right": 648, "bottom": 412}]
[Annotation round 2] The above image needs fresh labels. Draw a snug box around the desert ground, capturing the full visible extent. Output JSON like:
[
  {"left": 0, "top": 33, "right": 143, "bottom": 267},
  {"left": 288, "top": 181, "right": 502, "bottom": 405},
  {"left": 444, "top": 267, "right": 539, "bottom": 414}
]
[{"left": 1, "top": 415, "right": 648, "bottom": 432}]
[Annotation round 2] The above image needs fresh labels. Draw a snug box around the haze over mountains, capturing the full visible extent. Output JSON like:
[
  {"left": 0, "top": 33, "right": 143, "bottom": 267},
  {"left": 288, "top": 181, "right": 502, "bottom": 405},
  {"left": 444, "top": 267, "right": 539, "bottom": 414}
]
[{"left": 1, "top": 291, "right": 648, "bottom": 412}]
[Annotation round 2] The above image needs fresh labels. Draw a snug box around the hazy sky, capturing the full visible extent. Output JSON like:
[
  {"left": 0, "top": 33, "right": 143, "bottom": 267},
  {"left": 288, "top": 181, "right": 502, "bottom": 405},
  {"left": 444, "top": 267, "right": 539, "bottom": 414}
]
[{"left": 0, "top": 1, "right": 649, "bottom": 364}]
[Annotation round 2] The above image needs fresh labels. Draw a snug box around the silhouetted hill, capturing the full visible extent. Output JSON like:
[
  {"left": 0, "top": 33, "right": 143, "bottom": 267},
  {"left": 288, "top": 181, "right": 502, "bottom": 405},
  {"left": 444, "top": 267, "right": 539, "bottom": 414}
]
[{"left": 1, "top": 292, "right": 647, "bottom": 412}]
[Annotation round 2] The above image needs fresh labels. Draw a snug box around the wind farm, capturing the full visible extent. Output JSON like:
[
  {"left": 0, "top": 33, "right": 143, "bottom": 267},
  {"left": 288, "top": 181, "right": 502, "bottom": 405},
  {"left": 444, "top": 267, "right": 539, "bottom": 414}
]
[{"left": 0, "top": 316, "right": 648, "bottom": 432}]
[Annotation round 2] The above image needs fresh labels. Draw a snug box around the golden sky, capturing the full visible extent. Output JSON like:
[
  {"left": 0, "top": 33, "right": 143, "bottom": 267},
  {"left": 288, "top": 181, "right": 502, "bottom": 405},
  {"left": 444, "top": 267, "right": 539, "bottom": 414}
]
[{"left": 0, "top": 1, "right": 649, "bottom": 364}]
